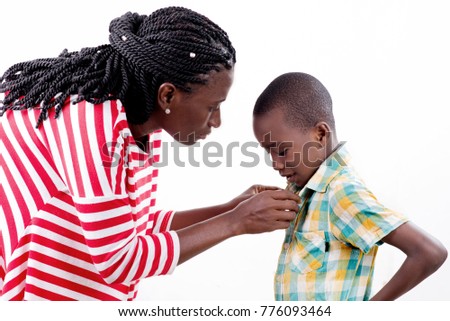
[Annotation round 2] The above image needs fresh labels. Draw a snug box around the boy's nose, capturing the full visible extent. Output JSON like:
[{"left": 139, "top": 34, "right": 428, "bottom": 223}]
[{"left": 272, "top": 160, "right": 284, "bottom": 170}]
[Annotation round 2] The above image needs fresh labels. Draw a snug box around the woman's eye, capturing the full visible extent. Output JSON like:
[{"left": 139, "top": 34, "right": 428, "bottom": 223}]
[{"left": 278, "top": 149, "right": 287, "bottom": 157}]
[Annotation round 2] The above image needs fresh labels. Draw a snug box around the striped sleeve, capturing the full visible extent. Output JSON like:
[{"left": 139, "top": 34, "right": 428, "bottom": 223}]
[
  {"left": 41, "top": 98, "right": 179, "bottom": 283},
  {"left": 152, "top": 210, "right": 176, "bottom": 233},
  {"left": 0, "top": 229, "right": 4, "bottom": 293}
]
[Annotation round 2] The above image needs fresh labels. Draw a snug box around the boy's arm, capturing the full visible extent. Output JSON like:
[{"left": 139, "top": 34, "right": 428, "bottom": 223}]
[{"left": 370, "top": 221, "right": 447, "bottom": 301}]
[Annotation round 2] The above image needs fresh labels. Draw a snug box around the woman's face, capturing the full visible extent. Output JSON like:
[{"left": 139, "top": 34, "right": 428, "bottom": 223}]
[{"left": 161, "top": 67, "right": 234, "bottom": 146}]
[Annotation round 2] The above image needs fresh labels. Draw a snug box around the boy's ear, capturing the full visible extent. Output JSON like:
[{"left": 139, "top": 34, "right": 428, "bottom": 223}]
[{"left": 315, "top": 122, "right": 332, "bottom": 143}]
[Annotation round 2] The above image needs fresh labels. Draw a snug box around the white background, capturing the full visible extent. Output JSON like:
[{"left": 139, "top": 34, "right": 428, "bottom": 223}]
[{"left": 1, "top": 0, "right": 449, "bottom": 301}]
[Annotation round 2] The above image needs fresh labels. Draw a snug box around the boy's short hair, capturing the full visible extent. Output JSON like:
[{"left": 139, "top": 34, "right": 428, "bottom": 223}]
[{"left": 253, "top": 72, "right": 335, "bottom": 132}]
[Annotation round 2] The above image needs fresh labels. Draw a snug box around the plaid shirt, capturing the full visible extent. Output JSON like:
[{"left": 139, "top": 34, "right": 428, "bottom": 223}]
[{"left": 274, "top": 143, "right": 408, "bottom": 300}]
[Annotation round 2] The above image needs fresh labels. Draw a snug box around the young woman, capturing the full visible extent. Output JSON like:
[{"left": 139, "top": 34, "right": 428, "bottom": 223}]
[{"left": 0, "top": 7, "right": 300, "bottom": 300}]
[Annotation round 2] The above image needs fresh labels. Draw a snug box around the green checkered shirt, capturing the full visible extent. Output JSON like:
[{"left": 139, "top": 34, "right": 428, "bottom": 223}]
[{"left": 275, "top": 143, "right": 408, "bottom": 300}]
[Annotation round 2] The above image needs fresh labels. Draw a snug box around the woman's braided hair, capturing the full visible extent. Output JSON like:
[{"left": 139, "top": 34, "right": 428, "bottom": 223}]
[{"left": 0, "top": 6, "right": 236, "bottom": 127}]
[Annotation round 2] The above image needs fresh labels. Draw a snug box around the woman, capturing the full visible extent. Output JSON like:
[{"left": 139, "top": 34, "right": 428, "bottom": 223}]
[{"left": 0, "top": 7, "right": 300, "bottom": 300}]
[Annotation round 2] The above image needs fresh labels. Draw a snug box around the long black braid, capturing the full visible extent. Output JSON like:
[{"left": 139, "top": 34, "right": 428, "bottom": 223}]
[{"left": 0, "top": 6, "right": 236, "bottom": 127}]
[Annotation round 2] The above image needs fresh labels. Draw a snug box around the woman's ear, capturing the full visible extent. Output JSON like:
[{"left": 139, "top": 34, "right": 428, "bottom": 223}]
[{"left": 157, "top": 82, "right": 177, "bottom": 111}]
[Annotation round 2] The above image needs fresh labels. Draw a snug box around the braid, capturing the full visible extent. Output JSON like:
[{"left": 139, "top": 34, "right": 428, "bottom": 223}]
[
  {"left": 0, "top": 45, "right": 121, "bottom": 127},
  {"left": 0, "top": 6, "right": 236, "bottom": 127}
]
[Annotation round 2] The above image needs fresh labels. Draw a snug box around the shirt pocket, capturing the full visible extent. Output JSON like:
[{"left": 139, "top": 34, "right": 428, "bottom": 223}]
[{"left": 289, "top": 231, "right": 326, "bottom": 274}]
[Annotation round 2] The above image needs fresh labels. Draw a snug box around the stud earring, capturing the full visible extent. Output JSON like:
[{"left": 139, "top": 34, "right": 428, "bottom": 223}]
[{"left": 165, "top": 108, "right": 171, "bottom": 115}]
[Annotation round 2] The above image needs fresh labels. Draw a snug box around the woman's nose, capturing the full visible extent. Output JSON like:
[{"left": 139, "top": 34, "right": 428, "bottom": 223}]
[{"left": 208, "top": 109, "right": 221, "bottom": 128}]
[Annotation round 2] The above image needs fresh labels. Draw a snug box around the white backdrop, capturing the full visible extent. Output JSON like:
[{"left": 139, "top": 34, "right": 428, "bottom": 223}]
[{"left": 1, "top": 0, "right": 449, "bottom": 301}]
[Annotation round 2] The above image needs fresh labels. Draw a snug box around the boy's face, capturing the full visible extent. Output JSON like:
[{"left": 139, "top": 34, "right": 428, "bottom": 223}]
[{"left": 253, "top": 108, "right": 325, "bottom": 189}]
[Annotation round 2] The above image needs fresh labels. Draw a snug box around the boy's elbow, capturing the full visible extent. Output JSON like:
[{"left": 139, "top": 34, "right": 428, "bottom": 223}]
[
  {"left": 436, "top": 243, "right": 448, "bottom": 267},
  {"left": 426, "top": 241, "right": 447, "bottom": 272}
]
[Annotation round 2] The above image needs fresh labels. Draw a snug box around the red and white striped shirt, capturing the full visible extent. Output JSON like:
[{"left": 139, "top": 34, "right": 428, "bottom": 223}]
[{"left": 0, "top": 97, "right": 180, "bottom": 300}]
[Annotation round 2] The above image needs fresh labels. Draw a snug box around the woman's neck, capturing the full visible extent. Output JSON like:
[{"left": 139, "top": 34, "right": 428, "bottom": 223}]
[{"left": 128, "top": 116, "right": 161, "bottom": 141}]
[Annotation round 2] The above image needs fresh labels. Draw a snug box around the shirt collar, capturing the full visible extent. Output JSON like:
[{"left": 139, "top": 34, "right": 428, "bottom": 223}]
[
  {"left": 305, "top": 141, "right": 351, "bottom": 193},
  {"left": 286, "top": 142, "right": 351, "bottom": 196}
]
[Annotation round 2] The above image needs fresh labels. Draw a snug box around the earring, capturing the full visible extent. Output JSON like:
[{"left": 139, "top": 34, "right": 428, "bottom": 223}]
[{"left": 165, "top": 108, "right": 171, "bottom": 115}]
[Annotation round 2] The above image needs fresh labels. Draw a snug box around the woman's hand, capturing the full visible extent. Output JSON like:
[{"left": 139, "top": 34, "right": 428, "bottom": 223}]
[
  {"left": 228, "top": 189, "right": 300, "bottom": 235},
  {"left": 176, "top": 188, "right": 300, "bottom": 264},
  {"left": 227, "top": 184, "right": 282, "bottom": 210}
]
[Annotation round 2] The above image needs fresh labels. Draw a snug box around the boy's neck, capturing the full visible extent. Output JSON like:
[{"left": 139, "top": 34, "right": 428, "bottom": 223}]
[{"left": 324, "top": 132, "right": 340, "bottom": 159}]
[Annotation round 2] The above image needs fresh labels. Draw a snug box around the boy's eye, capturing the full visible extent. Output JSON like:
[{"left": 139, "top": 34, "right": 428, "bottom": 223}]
[
  {"left": 209, "top": 105, "right": 221, "bottom": 112},
  {"left": 266, "top": 148, "right": 287, "bottom": 158}
]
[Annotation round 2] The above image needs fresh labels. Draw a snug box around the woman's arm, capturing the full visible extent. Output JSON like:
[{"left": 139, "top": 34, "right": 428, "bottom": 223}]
[
  {"left": 170, "top": 203, "right": 235, "bottom": 231},
  {"left": 170, "top": 185, "right": 281, "bottom": 230},
  {"left": 175, "top": 189, "right": 300, "bottom": 264},
  {"left": 370, "top": 221, "right": 447, "bottom": 300}
]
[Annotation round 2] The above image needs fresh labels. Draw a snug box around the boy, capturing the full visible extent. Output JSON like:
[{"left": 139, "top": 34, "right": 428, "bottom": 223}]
[{"left": 252, "top": 72, "right": 447, "bottom": 300}]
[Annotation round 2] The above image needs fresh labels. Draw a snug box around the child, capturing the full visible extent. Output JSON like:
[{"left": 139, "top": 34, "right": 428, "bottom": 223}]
[{"left": 252, "top": 72, "right": 447, "bottom": 300}]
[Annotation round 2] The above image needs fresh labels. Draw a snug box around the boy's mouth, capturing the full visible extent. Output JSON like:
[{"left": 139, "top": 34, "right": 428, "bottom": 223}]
[
  {"left": 287, "top": 174, "right": 296, "bottom": 183},
  {"left": 281, "top": 172, "right": 296, "bottom": 183}
]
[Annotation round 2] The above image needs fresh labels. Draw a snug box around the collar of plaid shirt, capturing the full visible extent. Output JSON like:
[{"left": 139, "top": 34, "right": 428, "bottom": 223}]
[{"left": 286, "top": 141, "right": 350, "bottom": 195}]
